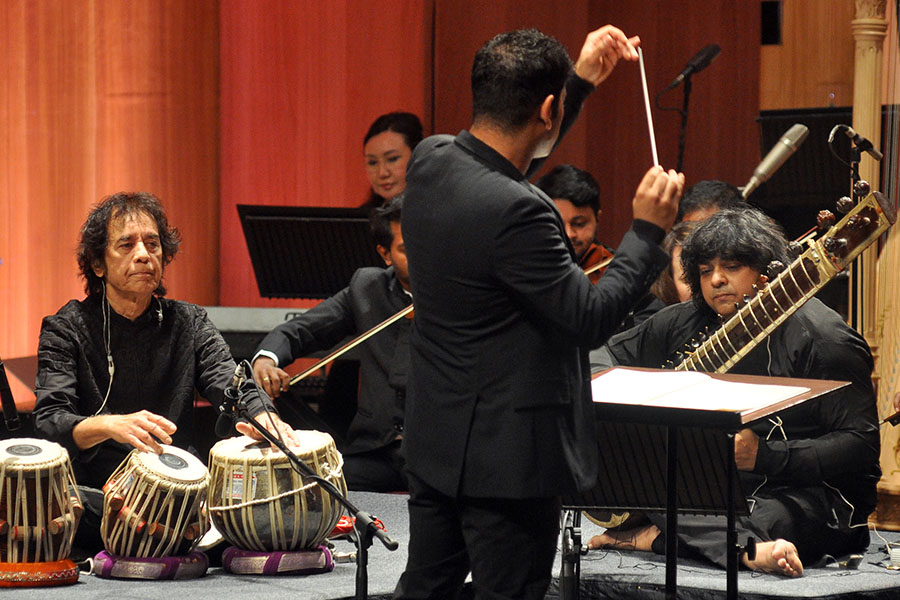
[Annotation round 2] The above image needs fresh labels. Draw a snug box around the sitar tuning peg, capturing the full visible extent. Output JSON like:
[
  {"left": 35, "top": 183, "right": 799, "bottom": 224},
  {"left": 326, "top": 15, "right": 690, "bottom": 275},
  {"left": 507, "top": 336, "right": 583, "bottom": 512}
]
[
  {"left": 823, "top": 237, "right": 848, "bottom": 253},
  {"left": 816, "top": 210, "right": 836, "bottom": 231},
  {"left": 836, "top": 196, "right": 854, "bottom": 214},
  {"left": 788, "top": 241, "right": 802, "bottom": 257},
  {"left": 742, "top": 294, "right": 753, "bottom": 304},
  {"left": 853, "top": 179, "right": 870, "bottom": 198},
  {"left": 766, "top": 260, "right": 786, "bottom": 278},
  {"left": 847, "top": 215, "right": 871, "bottom": 230}
]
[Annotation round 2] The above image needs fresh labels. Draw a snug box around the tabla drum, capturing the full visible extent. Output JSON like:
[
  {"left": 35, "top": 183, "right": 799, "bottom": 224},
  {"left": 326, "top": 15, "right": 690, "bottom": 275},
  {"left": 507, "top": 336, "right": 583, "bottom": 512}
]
[
  {"left": 0, "top": 438, "right": 81, "bottom": 587},
  {"left": 208, "top": 430, "right": 346, "bottom": 552},
  {"left": 100, "top": 445, "right": 209, "bottom": 558}
]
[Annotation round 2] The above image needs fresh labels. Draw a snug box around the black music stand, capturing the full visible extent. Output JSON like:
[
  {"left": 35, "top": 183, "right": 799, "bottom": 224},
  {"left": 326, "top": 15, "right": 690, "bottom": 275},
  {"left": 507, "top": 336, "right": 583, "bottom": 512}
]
[
  {"left": 237, "top": 205, "right": 384, "bottom": 299},
  {"left": 560, "top": 368, "right": 850, "bottom": 600}
]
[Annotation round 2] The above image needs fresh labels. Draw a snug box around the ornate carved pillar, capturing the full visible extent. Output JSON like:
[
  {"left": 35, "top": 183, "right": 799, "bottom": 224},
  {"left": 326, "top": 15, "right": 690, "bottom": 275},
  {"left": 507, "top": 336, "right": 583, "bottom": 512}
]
[{"left": 852, "top": 0, "right": 898, "bottom": 529}]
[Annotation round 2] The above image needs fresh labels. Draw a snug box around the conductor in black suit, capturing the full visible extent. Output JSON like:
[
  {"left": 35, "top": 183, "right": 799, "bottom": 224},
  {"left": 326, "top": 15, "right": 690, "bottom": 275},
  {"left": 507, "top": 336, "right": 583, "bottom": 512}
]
[{"left": 396, "top": 26, "right": 684, "bottom": 599}]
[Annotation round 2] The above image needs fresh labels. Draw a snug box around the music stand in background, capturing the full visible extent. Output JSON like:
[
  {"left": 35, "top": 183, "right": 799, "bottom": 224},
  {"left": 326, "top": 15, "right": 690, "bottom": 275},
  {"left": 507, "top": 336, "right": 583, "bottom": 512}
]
[
  {"left": 560, "top": 368, "right": 850, "bottom": 600},
  {"left": 238, "top": 205, "right": 384, "bottom": 299}
]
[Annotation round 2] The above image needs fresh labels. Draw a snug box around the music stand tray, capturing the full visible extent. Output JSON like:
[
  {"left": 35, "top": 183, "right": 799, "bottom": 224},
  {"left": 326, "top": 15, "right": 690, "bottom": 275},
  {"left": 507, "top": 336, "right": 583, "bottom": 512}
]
[
  {"left": 238, "top": 205, "right": 384, "bottom": 299},
  {"left": 560, "top": 367, "right": 849, "bottom": 600}
]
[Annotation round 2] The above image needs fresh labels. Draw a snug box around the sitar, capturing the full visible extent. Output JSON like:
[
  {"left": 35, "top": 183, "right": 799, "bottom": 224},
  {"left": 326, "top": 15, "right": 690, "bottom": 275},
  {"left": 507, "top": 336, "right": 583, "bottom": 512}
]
[{"left": 669, "top": 190, "right": 897, "bottom": 373}]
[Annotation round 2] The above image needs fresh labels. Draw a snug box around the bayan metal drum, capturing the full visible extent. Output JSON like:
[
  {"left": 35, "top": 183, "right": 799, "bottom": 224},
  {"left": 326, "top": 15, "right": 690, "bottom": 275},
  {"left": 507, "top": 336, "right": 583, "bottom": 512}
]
[
  {"left": 0, "top": 438, "right": 81, "bottom": 587},
  {"left": 100, "top": 445, "right": 209, "bottom": 558},
  {"left": 208, "top": 430, "right": 345, "bottom": 552}
]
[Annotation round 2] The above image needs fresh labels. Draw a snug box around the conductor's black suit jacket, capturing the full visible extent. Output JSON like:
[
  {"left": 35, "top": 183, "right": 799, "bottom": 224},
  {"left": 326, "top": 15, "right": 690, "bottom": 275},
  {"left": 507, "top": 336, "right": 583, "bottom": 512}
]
[{"left": 402, "top": 130, "right": 669, "bottom": 499}]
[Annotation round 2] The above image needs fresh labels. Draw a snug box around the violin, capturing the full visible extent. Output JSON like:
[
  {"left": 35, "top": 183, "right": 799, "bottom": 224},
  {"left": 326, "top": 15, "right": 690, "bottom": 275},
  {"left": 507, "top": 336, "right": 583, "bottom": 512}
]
[{"left": 580, "top": 243, "right": 614, "bottom": 284}]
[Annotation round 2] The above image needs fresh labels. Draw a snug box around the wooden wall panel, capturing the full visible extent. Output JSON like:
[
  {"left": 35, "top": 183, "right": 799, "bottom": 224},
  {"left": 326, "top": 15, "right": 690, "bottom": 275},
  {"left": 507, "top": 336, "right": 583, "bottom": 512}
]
[
  {"left": 218, "top": 0, "right": 433, "bottom": 308},
  {"left": 432, "top": 0, "right": 760, "bottom": 249},
  {"left": 760, "top": 0, "right": 856, "bottom": 110},
  {"left": 94, "top": 1, "right": 220, "bottom": 306},
  {"left": 583, "top": 1, "right": 760, "bottom": 246},
  {"left": 0, "top": 1, "right": 219, "bottom": 405},
  {"left": 433, "top": 0, "right": 591, "bottom": 170}
]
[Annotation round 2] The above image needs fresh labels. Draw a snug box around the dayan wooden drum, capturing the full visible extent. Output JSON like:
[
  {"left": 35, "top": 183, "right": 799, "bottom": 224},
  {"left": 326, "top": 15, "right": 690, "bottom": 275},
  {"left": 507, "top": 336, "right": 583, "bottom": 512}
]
[
  {"left": 208, "top": 431, "right": 346, "bottom": 552},
  {"left": 0, "top": 438, "right": 81, "bottom": 564},
  {"left": 101, "top": 445, "right": 209, "bottom": 558}
]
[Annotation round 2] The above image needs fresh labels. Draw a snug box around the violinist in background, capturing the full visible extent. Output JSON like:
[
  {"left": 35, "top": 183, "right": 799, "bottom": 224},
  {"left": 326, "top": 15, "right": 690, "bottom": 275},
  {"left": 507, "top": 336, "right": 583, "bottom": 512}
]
[
  {"left": 536, "top": 164, "right": 663, "bottom": 330},
  {"left": 536, "top": 164, "right": 614, "bottom": 283},
  {"left": 251, "top": 198, "right": 411, "bottom": 492}
]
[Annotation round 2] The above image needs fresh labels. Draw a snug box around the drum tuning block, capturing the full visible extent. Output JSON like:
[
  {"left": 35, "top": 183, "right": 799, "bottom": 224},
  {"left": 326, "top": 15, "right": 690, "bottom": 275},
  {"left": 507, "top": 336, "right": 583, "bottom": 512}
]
[
  {"left": 115, "top": 505, "right": 146, "bottom": 534},
  {"left": 48, "top": 514, "right": 75, "bottom": 536}
]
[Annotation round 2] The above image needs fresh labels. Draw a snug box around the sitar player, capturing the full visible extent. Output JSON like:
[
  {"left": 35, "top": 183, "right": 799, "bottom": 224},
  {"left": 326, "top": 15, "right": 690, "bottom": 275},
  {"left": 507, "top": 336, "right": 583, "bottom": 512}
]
[{"left": 589, "top": 208, "right": 880, "bottom": 577}]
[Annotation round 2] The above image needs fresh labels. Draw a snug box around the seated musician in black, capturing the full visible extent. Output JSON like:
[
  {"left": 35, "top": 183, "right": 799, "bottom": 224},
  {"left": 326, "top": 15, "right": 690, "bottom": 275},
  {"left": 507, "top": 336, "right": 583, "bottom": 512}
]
[
  {"left": 588, "top": 208, "right": 880, "bottom": 577},
  {"left": 252, "top": 198, "right": 411, "bottom": 492},
  {"left": 33, "top": 192, "right": 297, "bottom": 558},
  {"left": 677, "top": 179, "right": 748, "bottom": 223}
]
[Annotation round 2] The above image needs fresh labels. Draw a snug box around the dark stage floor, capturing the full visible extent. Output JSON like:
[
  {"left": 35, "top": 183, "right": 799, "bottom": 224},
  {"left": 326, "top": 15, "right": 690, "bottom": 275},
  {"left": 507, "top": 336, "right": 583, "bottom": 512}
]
[
  {"left": 549, "top": 516, "right": 900, "bottom": 600},
  {"left": 6, "top": 491, "right": 900, "bottom": 599}
]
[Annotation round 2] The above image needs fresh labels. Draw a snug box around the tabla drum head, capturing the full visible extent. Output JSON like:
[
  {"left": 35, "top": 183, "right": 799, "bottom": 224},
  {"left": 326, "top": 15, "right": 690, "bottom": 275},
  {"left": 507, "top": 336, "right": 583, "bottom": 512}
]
[
  {"left": 210, "top": 429, "right": 337, "bottom": 460},
  {"left": 134, "top": 445, "right": 207, "bottom": 484},
  {"left": 0, "top": 438, "right": 65, "bottom": 468}
]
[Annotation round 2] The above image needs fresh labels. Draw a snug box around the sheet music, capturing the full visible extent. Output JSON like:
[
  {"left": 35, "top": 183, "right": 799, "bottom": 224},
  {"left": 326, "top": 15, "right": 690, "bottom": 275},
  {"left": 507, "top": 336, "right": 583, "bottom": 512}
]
[{"left": 592, "top": 368, "right": 810, "bottom": 413}]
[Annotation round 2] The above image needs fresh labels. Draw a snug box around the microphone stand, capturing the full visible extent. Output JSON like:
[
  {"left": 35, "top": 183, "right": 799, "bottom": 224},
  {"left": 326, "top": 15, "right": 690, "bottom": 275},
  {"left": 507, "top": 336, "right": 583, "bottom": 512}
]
[
  {"left": 827, "top": 124, "right": 868, "bottom": 331},
  {"left": 220, "top": 373, "right": 398, "bottom": 600},
  {"left": 676, "top": 74, "right": 693, "bottom": 173}
]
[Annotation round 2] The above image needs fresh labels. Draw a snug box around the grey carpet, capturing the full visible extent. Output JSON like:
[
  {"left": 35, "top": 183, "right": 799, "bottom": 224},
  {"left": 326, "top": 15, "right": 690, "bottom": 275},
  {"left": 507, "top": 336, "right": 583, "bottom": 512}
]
[
  {"left": 5, "top": 492, "right": 900, "bottom": 599},
  {"left": 548, "top": 515, "right": 900, "bottom": 599}
]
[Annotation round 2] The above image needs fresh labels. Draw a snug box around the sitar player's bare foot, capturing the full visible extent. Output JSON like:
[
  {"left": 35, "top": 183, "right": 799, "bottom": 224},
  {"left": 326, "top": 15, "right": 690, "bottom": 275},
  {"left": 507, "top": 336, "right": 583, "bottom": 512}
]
[
  {"left": 586, "top": 524, "right": 660, "bottom": 552},
  {"left": 743, "top": 539, "right": 803, "bottom": 577}
]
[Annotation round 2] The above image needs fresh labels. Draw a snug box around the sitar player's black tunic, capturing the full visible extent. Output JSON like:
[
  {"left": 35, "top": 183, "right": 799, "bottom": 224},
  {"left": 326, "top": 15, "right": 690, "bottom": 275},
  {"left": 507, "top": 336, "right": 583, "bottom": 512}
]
[{"left": 600, "top": 297, "right": 879, "bottom": 566}]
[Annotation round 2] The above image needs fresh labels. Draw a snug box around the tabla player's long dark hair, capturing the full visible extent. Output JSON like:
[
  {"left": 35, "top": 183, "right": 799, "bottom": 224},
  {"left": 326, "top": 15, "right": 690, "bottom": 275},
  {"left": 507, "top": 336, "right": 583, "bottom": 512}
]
[{"left": 78, "top": 192, "right": 181, "bottom": 299}]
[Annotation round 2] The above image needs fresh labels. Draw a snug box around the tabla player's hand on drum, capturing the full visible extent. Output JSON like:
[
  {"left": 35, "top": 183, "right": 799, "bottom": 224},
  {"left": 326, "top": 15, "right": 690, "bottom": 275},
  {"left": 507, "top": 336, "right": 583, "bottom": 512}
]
[
  {"left": 101, "top": 410, "right": 176, "bottom": 454},
  {"left": 252, "top": 357, "right": 291, "bottom": 399},
  {"left": 236, "top": 412, "right": 303, "bottom": 449}
]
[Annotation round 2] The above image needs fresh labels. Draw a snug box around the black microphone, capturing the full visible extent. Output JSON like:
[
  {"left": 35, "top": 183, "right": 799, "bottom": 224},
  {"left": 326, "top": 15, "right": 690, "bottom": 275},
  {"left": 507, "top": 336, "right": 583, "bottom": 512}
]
[
  {"left": 216, "top": 363, "right": 245, "bottom": 438},
  {"left": 664, "top": 44, "right": 721, "bottom": 90},
  {"left": 742, "top": 123, "right": 809, "bottom": 198},
  {"left": 0, "top": 360, "right": 21, "bottom": 432},
  {"left": 229, "top": 362, "right": 245, "bottom": 394},
  {"left": 829, "top": 124, "right": 884, "bottom": 161},
  {"left": 215, "top": 409, "right": 234, "bottom": 438}
]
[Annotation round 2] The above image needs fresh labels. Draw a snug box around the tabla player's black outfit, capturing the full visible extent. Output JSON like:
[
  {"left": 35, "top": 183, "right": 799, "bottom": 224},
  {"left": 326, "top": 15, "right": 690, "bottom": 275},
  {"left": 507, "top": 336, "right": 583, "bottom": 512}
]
[{"left": 34, "top": 296, "right": 274, "bottom": 557}]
